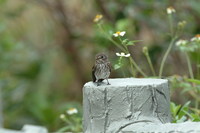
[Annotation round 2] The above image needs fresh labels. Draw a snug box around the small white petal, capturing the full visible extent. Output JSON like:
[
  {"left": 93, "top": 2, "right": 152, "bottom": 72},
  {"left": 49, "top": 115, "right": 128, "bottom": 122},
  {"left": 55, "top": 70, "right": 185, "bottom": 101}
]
[
  {"left": 113, "top": 33, "right": 118, "bottom": 37},
  {"left": 167, "top": 9, "right": 172, "bottom": 14},
  {"left": 116, "top": 53, "right": 121, "bottom": 56},
  {"left": 176, "top": 39, "right": 188, "bottom": 46},
  {"left": 116, "top": 52, "right": 130, "bottom": 57},
  {"left": 119, "top": 31, "right": 126, "bottom": 36},
  {"left": 75, "top": 109, "right": 77, "bottom": 113},
  {"left": 166, "top": 7, "right": 175, "bottom": 14},
  {"left": 121, "top": 52, "right": 125, "bottom": 56},
  {"left": 124, "top": 54, "right": 130, "bottom": 57}
]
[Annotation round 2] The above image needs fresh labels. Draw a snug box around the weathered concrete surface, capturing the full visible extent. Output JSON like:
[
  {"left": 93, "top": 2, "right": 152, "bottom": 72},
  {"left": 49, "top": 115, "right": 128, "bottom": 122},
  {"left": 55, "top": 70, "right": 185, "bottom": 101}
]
[
  {"left": 83, "top": 78, "right": 171, "bottom": 133},
  {"left": 121, "top": 121, "right": 200, "bottom": 133}
]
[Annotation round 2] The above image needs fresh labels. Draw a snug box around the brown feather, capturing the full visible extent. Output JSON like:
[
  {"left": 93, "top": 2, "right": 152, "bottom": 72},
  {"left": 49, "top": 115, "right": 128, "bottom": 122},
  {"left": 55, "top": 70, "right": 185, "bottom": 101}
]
[
  {"left": 107, "top": 62, "right": 111, "bottom": 73},
  {"left": 92, "top": 65, "right": 96, "bottom": 82}
]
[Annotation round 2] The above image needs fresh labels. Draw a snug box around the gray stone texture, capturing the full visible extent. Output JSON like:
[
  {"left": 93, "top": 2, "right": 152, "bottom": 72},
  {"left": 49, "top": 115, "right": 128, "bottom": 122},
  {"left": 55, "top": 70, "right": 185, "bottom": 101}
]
[
  {"left": 83, "top": 78, "right": 171, "bottom": 133},
  {"left": 121, "top": 121, "right": 200, "bottom": 132}
]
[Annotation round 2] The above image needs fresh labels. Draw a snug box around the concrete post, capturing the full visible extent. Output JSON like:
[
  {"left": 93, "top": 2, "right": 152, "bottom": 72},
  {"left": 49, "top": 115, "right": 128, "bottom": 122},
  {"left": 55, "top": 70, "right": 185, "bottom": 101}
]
[{"left": 83, "top": 78, "right": 200, "bottom": 133}]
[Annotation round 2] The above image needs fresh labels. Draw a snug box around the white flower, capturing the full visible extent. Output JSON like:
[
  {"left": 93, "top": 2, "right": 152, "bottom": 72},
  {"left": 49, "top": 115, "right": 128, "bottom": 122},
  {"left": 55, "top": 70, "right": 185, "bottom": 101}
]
[
  {"left": 93, "top": 14, "right": 103, "bottom": 23},
  {"left": 113, "top": 31, "right": 126, "bottom": 37},
  {"left": 66, "top": 108, "right": 78, "bottom": 115},
  {"left": 60, "top": 114, "right": 66, "bottom": 119},
  {"left": 116, "top": 52, "right": 130, "bottom": 57},
  {"left": 176, "top": 39, "right": 188, "bottom": 46},
  {"left": 166, "top": 7, "right": 176, "bottom": 14},
  {"left": 191, "top": 34, "right": 200, "bottom": 41}
]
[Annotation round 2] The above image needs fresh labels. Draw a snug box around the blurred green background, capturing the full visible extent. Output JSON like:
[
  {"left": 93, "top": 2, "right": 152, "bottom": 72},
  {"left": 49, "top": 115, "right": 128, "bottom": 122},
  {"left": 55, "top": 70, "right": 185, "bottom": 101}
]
[{"left": 0, "top": 0, "right": 200, "bottom": 132}]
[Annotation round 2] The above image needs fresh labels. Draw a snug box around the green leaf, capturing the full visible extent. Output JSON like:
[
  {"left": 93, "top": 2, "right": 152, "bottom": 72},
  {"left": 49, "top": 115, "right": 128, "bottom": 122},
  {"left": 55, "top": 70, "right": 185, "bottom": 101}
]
[
  {"left": 190, "top": 113, "right": 200, "bottom": 121},
  {"left": 170, "top": 102, "right": 176, "bottom": 115},
  {"left": 176, "top": 116, "right": 187, "bottom": 123},
  {"left": 185, "top": 78, "right": 200, "bottom": 85},
  {"left": 122, "top": 39, "right": 129, "bottom": 45},
  {"left": 170, "top": 102, "right": 181, "bottom": 118},
  {"left": 114, "top": 64, "right": 121, "bottom": 70},
  {"left": 170, "top": 101, "right": 192, "bottom": 123},
  {"left": 126, "top": 40, "right": 143, "bottom": 46},
  {"left": 126, "top": 41, "right": 134, "bottom": 46},
  {"left": 178, "top": 101, "right": 191, "bottom": 119},
  {"left": 57, "top": 126, "right": 71, "bottom": 132},
  {"left": 131, "top": 40, "right": 143, "bottom": 43}
]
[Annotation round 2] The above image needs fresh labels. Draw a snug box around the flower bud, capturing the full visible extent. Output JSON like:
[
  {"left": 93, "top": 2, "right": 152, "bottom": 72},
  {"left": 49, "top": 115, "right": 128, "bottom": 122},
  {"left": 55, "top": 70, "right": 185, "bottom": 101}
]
[
  {"left": 142, "top": 47, "right": 148, "bottom": 55},
  {"left": 178, "top": 21, "right": 186, "bottom": 29}
]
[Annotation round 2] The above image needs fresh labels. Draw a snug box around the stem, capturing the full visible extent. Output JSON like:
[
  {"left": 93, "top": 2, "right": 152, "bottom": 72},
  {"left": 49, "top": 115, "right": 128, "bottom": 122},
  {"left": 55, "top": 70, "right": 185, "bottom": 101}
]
[
  {"left": 129, "top": 57, "right": 135, "bottom": 77},
  {"left": 197, "top": 49, "right": 200, "bottom": 78},
  {"left": 119, "top": 37, "right": 135, "bottom": 76},
  {"left": 145, "top": 53, "right": 156, "bottom": 76},
  {"left": 159, "top": 13, "right": 178, "bottom": 78},
  {"left": 124, "top": 45, "right": 147, "bottom": 77},
  {"left": 118, "top": 36, "right": 127, "bottom": 50},
  {"left": 108, "top": 37, "right": 126, "bottom": 51},
  {"left": 62, "top": 117, "right": 70, "bottom": 123},
  {"left": 119, "top": 57, "right": 126, "bottom": 77},
  {"left": 159, "top": 37, "right": 177, "bottom": 78},
  {"left": 168, "top": 15, "right": 173, "bottom": 37},
  {"left": 129, "top": 57, "right": 147, "bottom": 77},
  {"left": 121, "top": 68, "right": 126, "bottom": 77},
  {"left": 185, "top": 52, "right": 194, "bottom": 79}
]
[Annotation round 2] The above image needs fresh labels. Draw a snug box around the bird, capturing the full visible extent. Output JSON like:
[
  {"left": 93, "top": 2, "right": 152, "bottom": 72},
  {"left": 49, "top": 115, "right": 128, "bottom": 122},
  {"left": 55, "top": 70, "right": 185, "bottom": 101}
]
[{"left": 92, "top": 53, "right": 111, "bottom": 86}]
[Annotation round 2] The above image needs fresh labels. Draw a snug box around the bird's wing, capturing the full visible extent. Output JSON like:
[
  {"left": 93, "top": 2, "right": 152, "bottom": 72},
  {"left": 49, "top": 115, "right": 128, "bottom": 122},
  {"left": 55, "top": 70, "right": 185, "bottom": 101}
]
[
  {"left": 108, "top": 62, "right": 112, "bottom": 72},
  {"left": 92, "top": 65, "right": 96, "bottom": 82}
]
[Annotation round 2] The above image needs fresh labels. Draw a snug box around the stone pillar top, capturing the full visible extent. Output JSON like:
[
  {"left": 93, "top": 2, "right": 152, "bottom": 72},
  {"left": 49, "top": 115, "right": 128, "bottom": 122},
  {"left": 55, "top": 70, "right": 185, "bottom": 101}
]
[{"left": 84, "top": 78, "right": 168, "bottom": 87}]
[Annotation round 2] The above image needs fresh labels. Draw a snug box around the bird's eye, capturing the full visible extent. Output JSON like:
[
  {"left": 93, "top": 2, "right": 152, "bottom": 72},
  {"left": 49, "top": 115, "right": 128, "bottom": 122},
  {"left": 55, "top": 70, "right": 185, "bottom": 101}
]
[{"left": 101, "top": 56, "right": 104, "bottom": 58}]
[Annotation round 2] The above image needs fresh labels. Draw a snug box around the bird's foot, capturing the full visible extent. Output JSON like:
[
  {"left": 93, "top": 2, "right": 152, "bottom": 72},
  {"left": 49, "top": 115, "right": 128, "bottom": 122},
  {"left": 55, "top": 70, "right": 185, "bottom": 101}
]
[{"left": 106, "top": 79, "right": 110, "bottom": 85}]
